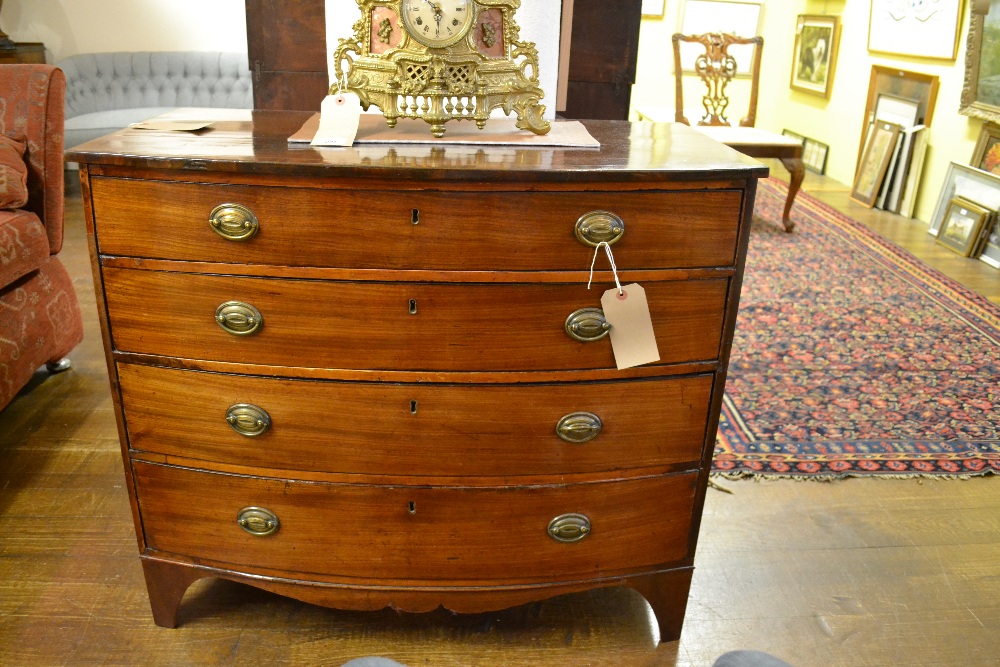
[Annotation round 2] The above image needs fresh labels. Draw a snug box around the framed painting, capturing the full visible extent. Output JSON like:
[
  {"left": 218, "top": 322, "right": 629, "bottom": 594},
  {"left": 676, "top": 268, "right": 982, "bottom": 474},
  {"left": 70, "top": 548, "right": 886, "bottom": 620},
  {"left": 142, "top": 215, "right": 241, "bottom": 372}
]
[
  {"left": 790, "top": 14, "right": 840, "bottom": 98},
  {"left": 851, "top": 121, "right": 901, "bottom": 207},
  {"left": 868, "top": 0, "right": 963, "bottom": 60},
  {"left": 642, "top": 0, "right": 667, "bottom": 18},
  {"left": 856, "top": 66, "right": 939, "bottom": 172},
  {"left": 678, "top": 0, "right": 763, "bottom": 74},
  {"left": 960, "top": 0, "right": 1000, "bottom": 123},
  {"left": 971, "top": 122, "right": 1000, "bottom": 174},
  {"left": 935, "top": 197, "right": 992, "bottom": 255},
  {"left": 927, "top": 162, "right": 1000, "bottom": 236}
]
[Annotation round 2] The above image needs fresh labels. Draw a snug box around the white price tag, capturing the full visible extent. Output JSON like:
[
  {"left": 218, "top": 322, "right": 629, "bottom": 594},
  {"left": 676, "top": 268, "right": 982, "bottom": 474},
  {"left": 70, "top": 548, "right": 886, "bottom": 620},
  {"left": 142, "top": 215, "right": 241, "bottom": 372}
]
[
  {"left": 601, "top": 284, "right": 660, "bottom": 370},
  {"left": 310, "top": 93, "right": 362, "bottom": 147}
]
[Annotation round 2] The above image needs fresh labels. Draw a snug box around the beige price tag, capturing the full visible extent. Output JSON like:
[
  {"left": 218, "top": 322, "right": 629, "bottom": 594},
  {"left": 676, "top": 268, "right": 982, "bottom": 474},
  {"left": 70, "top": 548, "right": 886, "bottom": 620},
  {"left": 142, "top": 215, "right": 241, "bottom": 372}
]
[
  {"left": 601, "top": 284, "right": 660, "bottom": 370},
  {"left": 311, "top": 93, "right": 361, "bottom": 147}
]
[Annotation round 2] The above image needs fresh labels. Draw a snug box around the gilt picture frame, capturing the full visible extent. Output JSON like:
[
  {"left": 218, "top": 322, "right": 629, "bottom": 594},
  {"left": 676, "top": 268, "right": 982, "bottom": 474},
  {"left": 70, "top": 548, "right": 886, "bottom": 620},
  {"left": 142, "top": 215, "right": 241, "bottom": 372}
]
[
  {"left": 927, "top": 162, "right": 1000, "bottom": 236},
  {"left": 971, "top": 122, "right": 1000, "bottom": 174},
  {"left": 936, "top": 197, "right": 991, "bottom": 255},
  {"left": 961, "top": 0, "right": 1000, "bottom": 124},
  {"left": 790, "top": 14, "right": 839, "bottom": 98}
]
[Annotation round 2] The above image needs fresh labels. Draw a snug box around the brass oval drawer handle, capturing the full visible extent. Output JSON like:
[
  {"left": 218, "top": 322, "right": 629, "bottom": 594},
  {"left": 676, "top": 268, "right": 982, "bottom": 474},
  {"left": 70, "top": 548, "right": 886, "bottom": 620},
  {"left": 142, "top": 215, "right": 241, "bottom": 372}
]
[
  {"left": 575, "top": 210, "right": 625, "bottom": 247},
  {"left": 226, "top": 403, "right": 272, "bottom": 437},
  {"left": 237, "top": 506, "right": 280, "bottom": 537},
  {"left": 548, "top": 513, "right": 591, "bottom": 543},
  {"left": 556, "top": 412, "right": 603, "bottom": 443},
  {"left": 209, "top": 203, "right": 260, "bottom": 241},
  {"left": 215, "top": 301, "right": 263, "bottom": 336},
  {"left": 564, "top": 307, "right": 610, "bottom": 342}
]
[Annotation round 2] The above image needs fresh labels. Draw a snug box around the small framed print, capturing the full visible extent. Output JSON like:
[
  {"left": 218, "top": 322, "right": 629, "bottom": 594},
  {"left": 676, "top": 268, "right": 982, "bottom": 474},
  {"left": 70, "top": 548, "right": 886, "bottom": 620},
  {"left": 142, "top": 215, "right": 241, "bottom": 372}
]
[
  {"left": 790, "top": 14, "right": 840, "bottom": 98},
  {"left": 936, "top": 197, "right": 992, "bottom": 256},
  {"left": 851, "top": 121, "right": 901, "bottom": 207}
]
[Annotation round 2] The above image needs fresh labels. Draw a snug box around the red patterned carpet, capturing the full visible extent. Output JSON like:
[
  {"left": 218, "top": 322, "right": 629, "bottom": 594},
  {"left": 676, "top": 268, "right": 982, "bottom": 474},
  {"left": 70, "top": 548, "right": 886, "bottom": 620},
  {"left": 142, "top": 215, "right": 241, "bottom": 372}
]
[{"left": 714, "top": 179, "right": 1000, "bottom": 478}]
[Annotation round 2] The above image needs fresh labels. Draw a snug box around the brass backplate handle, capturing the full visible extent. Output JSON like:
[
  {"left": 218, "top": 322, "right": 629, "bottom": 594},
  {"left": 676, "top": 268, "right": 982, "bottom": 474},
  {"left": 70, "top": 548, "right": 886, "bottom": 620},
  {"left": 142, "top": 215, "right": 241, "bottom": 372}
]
[
  {"left": 564, "top": 307, "right": 610, "bottom": 342},
  {"left": 215, "top": 301, "right": 263, "bottom": 336},
  {"left": 575, "top": 210, "right": 625, "bottom": 247},
  {"left": 556, "top": 412, "right": 603, "bottom": 443},
  {"left": 548, "top": 513, "right": 591, "bottom": 543},
  {"left": 237, "top": 506, "right": 280, "bottom": 537},
  {"left": 226, "top": 403, "right": 272, "bottom": 437},
  {"left": 209, "top": 203, "right": 260, "bottom": 241}
]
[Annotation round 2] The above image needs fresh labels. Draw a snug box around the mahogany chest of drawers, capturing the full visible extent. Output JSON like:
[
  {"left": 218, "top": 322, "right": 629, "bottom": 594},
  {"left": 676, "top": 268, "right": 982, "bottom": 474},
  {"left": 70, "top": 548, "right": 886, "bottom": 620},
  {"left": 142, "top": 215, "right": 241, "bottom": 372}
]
[{"left": 67, "top": 112, "right": 765, "bottom": 640}]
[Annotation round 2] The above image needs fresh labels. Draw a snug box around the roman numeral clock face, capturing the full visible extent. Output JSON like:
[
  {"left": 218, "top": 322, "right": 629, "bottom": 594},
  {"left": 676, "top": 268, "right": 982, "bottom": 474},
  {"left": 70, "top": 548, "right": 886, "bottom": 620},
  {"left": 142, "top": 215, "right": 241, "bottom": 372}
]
[{"left": 401, "top": 0, "right": 476, "bottom": 48}]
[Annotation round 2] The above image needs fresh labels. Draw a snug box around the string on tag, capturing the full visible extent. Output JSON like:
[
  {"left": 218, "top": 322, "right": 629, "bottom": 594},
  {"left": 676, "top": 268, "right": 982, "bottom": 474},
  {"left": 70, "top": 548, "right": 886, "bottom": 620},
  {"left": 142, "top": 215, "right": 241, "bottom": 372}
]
[
  {"left": 587, "top": 241, "right": 623, "bottom": 296},
  {"left": 335, "top": 71, "right": 348, "bottom": 97}
]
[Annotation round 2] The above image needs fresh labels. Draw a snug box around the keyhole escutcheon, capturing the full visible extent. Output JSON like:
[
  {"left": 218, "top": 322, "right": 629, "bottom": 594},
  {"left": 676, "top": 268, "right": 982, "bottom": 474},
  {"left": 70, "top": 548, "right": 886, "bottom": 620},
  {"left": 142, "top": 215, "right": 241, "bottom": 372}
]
[{"left": 409, "top": 299, "right": 418, "bottom": 315}]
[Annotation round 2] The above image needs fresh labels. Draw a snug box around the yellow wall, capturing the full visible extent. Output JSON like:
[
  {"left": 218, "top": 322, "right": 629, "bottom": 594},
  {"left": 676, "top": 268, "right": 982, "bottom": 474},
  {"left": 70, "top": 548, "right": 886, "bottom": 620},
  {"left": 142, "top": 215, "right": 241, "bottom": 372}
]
[
  {"left": 632, "top": 0, "right": 981, "bottom": 224},
  {"left": 4, "top": 0, "right": 247, "bottom": 62}
]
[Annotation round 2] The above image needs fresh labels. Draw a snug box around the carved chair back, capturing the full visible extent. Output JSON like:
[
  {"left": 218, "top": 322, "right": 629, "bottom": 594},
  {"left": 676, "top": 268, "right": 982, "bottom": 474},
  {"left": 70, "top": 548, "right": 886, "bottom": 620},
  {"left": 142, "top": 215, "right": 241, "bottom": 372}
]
[{"left": 672, "top": 32, "right": 763, "bottom": 128}]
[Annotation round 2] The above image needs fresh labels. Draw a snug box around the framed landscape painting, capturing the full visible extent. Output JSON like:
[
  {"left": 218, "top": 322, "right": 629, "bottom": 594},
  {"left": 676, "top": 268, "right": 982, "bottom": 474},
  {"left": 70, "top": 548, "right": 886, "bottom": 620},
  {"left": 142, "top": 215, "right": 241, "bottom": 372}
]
[
  {"left": 790, "top": 14, "right": 839, "bottom": 98},
  {"left": 936, "top": 197, "right": 991, "bottom": 256},
  {"left": 961, "top": 0, "right": 1000, "bottom": 123}
]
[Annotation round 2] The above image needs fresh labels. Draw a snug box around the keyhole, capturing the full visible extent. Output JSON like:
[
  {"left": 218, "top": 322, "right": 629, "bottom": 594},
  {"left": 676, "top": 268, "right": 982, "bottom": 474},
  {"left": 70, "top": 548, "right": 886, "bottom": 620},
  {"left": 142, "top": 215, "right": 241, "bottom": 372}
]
[
  {"left": 409, "top": 299, "right": 418, "bottom": 315},
  {"left": 407, "top": 501, "right": 416, "bottom": 514},
  {"left": 411, "top": 208, "right": 420, "bottom": 225},
  {"left": 410, "top": 400, "right": 418, "bottom": 414}
]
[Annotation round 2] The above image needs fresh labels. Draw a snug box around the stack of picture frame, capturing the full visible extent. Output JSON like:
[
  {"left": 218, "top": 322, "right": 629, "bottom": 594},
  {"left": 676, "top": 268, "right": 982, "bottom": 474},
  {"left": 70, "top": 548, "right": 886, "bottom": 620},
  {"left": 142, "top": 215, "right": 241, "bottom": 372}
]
[
  {"left": 935, "top": 196, "right": 995, "bottom": 258},
  {"left": 928, "top": 156, "right": 1000, "bottom": 269},
  {"left": 851, "top": 67, "right": 939, "bottom": 217}
]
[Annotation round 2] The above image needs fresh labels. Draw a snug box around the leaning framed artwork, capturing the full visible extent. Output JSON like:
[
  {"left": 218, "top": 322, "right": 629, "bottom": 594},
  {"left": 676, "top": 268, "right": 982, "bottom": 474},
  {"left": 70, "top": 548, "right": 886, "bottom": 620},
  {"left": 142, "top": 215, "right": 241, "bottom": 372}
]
[
  {"left": 868, "top": 0, "right": 962, "bottom": 60},
  {"left": 856, "top": 66, "right": 939, "bottom": 172},
  {"left": 935, "top": 197, "right": 991, "bottom": 256},
  {"left": 790, "top": 14, "right": 839, "bottom": 98},
  {"left": 928, "top": 162, "right": 1000, "bottom": 236},
  {"left": 851, "top": 121, "right": 901, "bottom": 207}
]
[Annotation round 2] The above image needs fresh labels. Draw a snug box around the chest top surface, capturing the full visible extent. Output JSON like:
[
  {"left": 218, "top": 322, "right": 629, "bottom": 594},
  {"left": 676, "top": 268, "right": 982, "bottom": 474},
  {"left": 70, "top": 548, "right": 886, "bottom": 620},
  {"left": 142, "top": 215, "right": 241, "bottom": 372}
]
[{"left": 65, "top": 110, "right": 768, "bottom": 184}]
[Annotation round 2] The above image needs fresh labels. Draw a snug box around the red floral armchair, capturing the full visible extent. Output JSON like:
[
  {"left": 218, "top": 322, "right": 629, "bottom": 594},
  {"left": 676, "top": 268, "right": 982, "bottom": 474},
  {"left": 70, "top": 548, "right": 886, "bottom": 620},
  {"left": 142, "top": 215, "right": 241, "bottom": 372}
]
[{"left": 0, "top": 65, "right": 83, "bottom": 412}]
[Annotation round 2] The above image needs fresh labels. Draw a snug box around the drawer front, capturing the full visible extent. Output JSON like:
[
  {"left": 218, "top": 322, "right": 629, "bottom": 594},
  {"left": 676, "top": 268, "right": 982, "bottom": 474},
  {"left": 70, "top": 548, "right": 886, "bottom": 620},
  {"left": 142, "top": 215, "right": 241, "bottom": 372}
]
[
  {"left": 90, "top": 177, "right": 741, "bottom": 270},
  {"left": 103, "top": 269, "right": 729, "bottom": 371},
  {"left": 119, "top": 363, "right": 713, "bottom": 475},
  {"left": 134, "top": 462, "right": 697, "bottom": 581}
]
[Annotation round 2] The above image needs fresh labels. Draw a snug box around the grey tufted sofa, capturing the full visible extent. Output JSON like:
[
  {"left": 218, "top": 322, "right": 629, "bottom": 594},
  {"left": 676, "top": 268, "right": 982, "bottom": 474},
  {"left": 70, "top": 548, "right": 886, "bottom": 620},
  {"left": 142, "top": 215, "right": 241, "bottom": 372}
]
[{"left": 58, "top": 51, "right": 253, "bottom": 155}]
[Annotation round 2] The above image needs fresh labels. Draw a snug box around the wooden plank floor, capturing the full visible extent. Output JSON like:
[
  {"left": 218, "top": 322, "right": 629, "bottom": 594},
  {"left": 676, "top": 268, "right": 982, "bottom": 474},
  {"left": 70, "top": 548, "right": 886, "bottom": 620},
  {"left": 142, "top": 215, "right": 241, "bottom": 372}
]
[{"left": 0, "top": 170, "right": 997, "bottom": 666}]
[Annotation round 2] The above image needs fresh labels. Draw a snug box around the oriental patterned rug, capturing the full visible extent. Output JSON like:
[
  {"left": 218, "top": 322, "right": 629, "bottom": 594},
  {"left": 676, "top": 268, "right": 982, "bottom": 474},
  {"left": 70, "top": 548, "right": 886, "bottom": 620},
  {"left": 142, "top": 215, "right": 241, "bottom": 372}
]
[{"left": 714, "top": 178, "right": 1000, "bottom": 479}]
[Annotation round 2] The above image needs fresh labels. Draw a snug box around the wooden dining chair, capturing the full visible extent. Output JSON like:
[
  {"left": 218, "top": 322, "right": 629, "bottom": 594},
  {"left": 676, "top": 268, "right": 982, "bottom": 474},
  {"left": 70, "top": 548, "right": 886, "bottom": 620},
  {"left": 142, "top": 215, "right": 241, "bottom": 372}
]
[{"left": 672, "top": 32, "right": 804, "bottom": 232}]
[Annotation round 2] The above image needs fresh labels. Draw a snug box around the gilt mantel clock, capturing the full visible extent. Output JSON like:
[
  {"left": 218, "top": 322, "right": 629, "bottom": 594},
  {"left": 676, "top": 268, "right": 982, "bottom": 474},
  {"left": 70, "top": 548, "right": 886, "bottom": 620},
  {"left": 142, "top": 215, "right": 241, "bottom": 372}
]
[{"left": 334, "top": 0, "right": 550, "bottom": 137}]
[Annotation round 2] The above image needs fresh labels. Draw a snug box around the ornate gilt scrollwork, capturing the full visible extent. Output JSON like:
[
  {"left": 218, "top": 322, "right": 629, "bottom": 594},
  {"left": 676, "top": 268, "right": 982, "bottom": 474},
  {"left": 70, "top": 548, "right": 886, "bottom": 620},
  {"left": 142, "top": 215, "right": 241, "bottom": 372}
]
[{"left": 333, "top": 0, "right": 549, "bottom": 138}]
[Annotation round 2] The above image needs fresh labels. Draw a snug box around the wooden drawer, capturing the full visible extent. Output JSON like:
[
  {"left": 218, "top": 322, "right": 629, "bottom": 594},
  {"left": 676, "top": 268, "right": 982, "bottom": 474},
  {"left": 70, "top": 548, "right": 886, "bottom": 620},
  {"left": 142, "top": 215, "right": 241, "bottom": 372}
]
[
  {"left": 102, "top": 268, "right": 729, "bottom": 371},
  {"left": 134, "top": 462, "right": 698, "bottom": 582},
  {"left": 90, "top": 177, "right": 742, "bottom": 270},
  {"left": 119, "top": 363, "right": 713, "bottom": 476}
]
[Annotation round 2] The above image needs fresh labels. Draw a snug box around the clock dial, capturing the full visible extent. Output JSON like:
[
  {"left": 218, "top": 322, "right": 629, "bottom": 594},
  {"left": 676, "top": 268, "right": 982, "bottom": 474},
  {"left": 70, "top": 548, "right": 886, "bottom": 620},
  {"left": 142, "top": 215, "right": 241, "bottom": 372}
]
[{"left": 401, "top": 0, "right": 475, "bottom": 48}]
